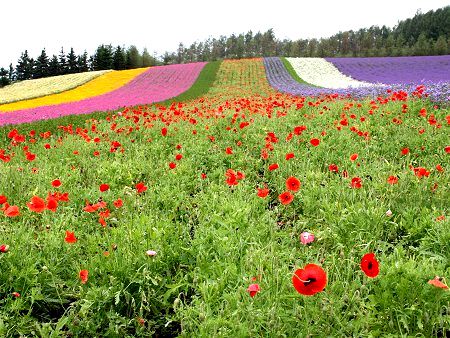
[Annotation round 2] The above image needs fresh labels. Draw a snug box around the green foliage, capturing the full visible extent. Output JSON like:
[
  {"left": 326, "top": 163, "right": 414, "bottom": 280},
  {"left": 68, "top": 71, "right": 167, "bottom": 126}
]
[{"left": 280, "top": 57, "right": 317, "bottom": 86}]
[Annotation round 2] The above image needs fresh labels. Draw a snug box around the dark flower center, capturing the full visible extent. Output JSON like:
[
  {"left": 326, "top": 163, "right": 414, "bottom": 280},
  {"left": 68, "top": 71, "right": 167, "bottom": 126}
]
[
  {"left": 368, "top": 262, "right": 373, "bottom": 270},
  {"left": 303, "top": 277, "right": 316, "bottom": 286}
]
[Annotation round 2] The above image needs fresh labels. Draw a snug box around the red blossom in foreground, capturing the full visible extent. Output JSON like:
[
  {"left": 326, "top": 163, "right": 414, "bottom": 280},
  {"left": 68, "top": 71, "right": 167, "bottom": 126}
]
[
  {"left": 427, "top": 276, "right": 448, "bottom": 289},
  {"left": 436, "top": 164, "right": 444, "bottom": 172},
  {"left": 79, "top": 269, "right": 89, "bottom": 284},
  {"left": 4, "top": 205, "right": 20, "bottom": 217},
  {"left": 27, "top": 196, "right": 46, "bottom": 213},
  {"left": 51, "top": 179, "right": 62, "bottom": 188},
  {"left": 328, "top": 164, "right": 339, "bottom": 173},
  {"left": 278, "top": 191, "right": 294, "bottom": 205},
  {"left": 46, "top": 196, "right": 58, "bottom": 212},
  {"left": 11, "top": 292, "right": 20, "bottom": 298},
  {"left": 360, "top": 253, "right": 379, "bottom": 278},
  {"left": 444, "top": 146, "right": 450, "bottom": 154},
  {"left": 0, "top": 195, "right": 7, "bottom": 205},
  {"left": 310, "top": 138, "right": 320, "bottom": 147},
  {"left": 292, "top": 264, "right": 327, "bottom": 296},
  {"left": 161, "top": 127, "right": 168, "bottom": 136},
  {"left": 135, "top": 182, "right": 148, "bottom": 193},
  {"left": 169, "top": 162, "right": 176, "bottom": 169},
  {"left": 113, "top": 198, "right": 123, "bottom": 208},
  {"left": 99, "top": 184, "right": 110, "bottom": 192},
  {"left": 286, "top": 176, "right": 301, "bottom": 192},
  {"left": 413, "top": 167, "right": 430, "bottom": 178},
  {"left": 268, "top": 163, "right": 279, "bottom": 171},
  {"left": 257, "top": 187, "right": 269, "bottom": 198},
  {"left": 401, "top": 148, "right": 410, "bottom": 155},
  {"left": 387, "top": 175, "right": 399, "bottom": 185},
  {"left": 0, "top": 244, "right": 9, "bottom": 253},
  {"left": 285, "top": 152, "right": 295, "bottom": 161},
  {"left": 350, "top": 153, "right": 358, "bottom": 161},
  {"left": 247, "top": 283, "right": 260, "bottom": 297},
  {"left": 350, "top": 177, "right": 362, "bottom": 189},
  {"left": 65, "top": 231, "right": 77, "bottom": 244}
]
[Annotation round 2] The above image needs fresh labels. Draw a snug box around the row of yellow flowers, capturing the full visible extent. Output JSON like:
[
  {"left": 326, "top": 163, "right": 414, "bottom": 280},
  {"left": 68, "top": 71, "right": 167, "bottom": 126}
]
[
  {"left": 0, "top": 68, "right": 149, "bottom": 112},
  {"left": 0, "top": 70, "right": 110, "bottom": 105}
]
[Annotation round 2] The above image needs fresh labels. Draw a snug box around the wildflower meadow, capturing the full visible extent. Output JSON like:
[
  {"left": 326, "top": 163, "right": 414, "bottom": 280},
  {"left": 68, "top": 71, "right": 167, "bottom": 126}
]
[{"left": 0, "top": 57, "right": 448, "bottom": 337}]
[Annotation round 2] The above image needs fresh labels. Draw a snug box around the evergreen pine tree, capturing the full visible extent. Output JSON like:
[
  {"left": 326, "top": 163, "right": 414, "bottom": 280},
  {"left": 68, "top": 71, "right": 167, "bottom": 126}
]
[
  {"left": 126, "top": 45, "right": 143, "bottom": 69},
  {"left": 142, "top": 48, "right": 155, "bottom": 67},
  {"left": 0, "top": 67, "right": 10, "bottom": 87},
  {"left": 9, "top": 63, "right": 15, "bottom": 82},
  {"left": 77, "top": 51, "right": 89, "bottom": 72},
  {"left": 34, "top": 49, "right": 49, "bottom": 79},
  {"left": 67, "top": 48, "right": 78, "bottom": 73},
  {"left": 15, "top": 50, "right": 34, "bottom": 80},
  {"left": 112, "top": 46, "right": 126, "bottom": 70},
  {"left": 48, "top": 55, "right": 60, "bottom": 76},
  {"left": 93, "top": 44, "right": 113, "bottom": 70},
  {"left": 59, "top": 47, "right": 68, "bottom": 75}
]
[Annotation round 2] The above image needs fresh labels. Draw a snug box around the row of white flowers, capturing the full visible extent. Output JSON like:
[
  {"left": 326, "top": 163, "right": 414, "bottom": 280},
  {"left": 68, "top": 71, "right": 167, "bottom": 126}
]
[
  {"left": 286, "top": 58, "right": 374, "bottom": 89},
  {"left": 0, "top": 70, "right": 111, "bottom": 104}
]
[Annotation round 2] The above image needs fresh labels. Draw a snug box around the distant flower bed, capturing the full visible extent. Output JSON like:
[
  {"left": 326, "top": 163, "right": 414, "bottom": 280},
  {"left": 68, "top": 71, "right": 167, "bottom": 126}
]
[
  {"left": 0, "top": 63, "right": 206, "bottom": 126},
  {"left": 0, "top": 70, "right": 111, "bottom": 105},
  {"left": 264, "top": 57, "right": 449, "bottom": 103},
  {"left": 326, "top": 55, "right": 450, "bottom": 84},
  {"left": 0, "top": 68, "right": 148, "bottom": 112},
  {"left": 286, "top": 57, "right": 374, "bottom": 88}
]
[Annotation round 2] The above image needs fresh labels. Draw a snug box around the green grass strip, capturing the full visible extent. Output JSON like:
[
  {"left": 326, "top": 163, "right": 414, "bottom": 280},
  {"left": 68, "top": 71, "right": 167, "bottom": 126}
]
[
  {"left": 280, "top": 57, "right": 320, "bottom": 87},
  {"left": 0, "top": 61, "right": 222, "bottom": 138},
  {"left": 157, "top": 60, "right": 222, "bottom": 106}
]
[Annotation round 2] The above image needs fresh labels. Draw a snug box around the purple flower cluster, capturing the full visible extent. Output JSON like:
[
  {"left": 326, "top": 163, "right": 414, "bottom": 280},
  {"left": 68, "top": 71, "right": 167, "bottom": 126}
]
[
  {"left": 0, "top": 62, "right": 206, "bottom": 126},
  {"left": 325, "top": 56, "right": 450, "bottom": 84},
  {"left": 263, "top": 57, "right": 449, "bottom": 103}
]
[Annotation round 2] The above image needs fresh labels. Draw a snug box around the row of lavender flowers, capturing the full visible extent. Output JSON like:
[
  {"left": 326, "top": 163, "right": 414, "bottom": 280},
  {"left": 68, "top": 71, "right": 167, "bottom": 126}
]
[{"left": 264, "top": 57, "right": 449, "bottom": 103}]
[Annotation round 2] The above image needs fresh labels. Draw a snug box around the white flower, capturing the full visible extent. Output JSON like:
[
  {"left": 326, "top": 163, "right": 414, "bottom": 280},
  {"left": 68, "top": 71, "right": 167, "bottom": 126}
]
[
  {"left": 386, "top": 209, "right": 393, "bottom": 217},
  {"left": 146, "top": 250, "right": 157, "bottom": 257},
  {"left": 286, "top": 58, "right": 377, "bottom": 89}
]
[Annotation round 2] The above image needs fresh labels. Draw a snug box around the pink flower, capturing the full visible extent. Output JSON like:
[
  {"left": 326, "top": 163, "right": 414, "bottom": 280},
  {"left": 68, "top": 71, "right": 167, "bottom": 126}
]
[
  {"left": 247, "top": 283, "right": 260, "bottom": 297},
  {"left": 300, "top": 232, "right": 315, "bottom": 245},
  {"left": 146, "top": 250, "right": 157, "bottom": 257}
]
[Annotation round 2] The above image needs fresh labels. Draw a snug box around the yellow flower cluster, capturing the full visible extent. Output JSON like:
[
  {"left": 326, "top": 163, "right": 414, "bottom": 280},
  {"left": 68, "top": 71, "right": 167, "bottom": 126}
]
[
  {"left": 0, "top": 68, "right": 149, "bottom": 112},
  {"left": 0, "top": 70, "right": 111, "bottom": 105}
]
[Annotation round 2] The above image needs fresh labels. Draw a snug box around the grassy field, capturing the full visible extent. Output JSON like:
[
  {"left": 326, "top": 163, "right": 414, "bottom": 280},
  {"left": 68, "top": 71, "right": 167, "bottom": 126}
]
[{"left": 0, "top": 59, "right": 448, "bottom": 337}]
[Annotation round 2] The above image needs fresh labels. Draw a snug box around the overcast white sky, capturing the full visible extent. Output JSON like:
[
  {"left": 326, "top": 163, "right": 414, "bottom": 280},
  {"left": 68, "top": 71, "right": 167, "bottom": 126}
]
[{"left": 1, "top": 0, "right": 448, "bottom": 67}]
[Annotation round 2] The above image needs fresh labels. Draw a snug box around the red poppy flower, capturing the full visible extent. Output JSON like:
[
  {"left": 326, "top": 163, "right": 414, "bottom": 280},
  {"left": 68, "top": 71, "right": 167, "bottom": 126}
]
[
  {"left": 285, "top": 153, "right": 294, "bottom": 161},
  {"left": 161, "top": 127, "right": 168, "bottom": 136},
  {"left": 51, "top": 179, "right": 61, "bottom": 188},
  {"left": 46, "top": 196, "right": 58, "bottom": 212},
  {"left": 286, "top": 176, "right": 301, "bottom": 192},
  {"left": 292, "top": 264, "right": 327, "bottom": 296},
  {"left": 175, "top": 154, "right": 183, "bottom": 160},
  {"left": 0, "top": 195, "right": 7, "bottom": 205},
  {"left": 387, "top": 176, "right": 398, "bottom": 185},
  {"left": 26, "top": 152, "right": 36, "bottom": 161},
  {"left": 268, "top": 163, "right": 279, "bottom": 171},
  {"left": 350, "top": 177, "right": 362, "bottom": 189},
  {"left": 310, "top": 138, "right": 320, "bottom": 146},
  {"left": 93, "top": 151, "right": 100, "bottom": 157},
  {"left": 79, "top": 269, "right": 89, "bottom": 284},
  {"left": 99, "top": 217, "right": 106, "bottom": 227},
  {"left": 4, "top": 205, "right": 19, "bottom": 217},
  {"left": 427, "top": 276, "right": 448, "bottom": 289},
  {"left": 201, "top": 173, "right": 207, "bottom": 179},
  {"left": 257, "top": 188, "right": 269, "bottom": 198},
  {"left": 350, "top": 153, "right": 358, "bottom": 161},
  {"left": 401, "top": 148, "right": 410, "bottom": 155},
  {"left": 360, "top": 253, "right": 379, "bottom": 278},
  {"left": 436, "top": 164, "right": 444, "bottom": 172},
  {"left": 328, "top": 164, "right": 339, "bottom": 173},
  {"left": 27, "top": 196, "right": 46, "bottom": 213},
  {"left": 65, "top": 230, "right": 77, "bottom": 244},
  {"left": 445, "top": 146, "right": 450, "bottom": 154},
  {"left": 169, "top": 162, "right": 176, "bottom": 169},
  {"left": 99, "top": 184, "right": 110, "bottom": 192},
  {"left": 225, "top": 147, "right": 233, "bottom": 155},
  {"left": 0, "top": 244, "right": 9, "bottom": 253},
  {"left": 247, "top": 283, "right": 260, "bottom": 297},
  {"left": 113, "top": 198, "right": 123, "bottom": 208},
  {"left": 278, "top": 191, "right": 294, "bottom": 205},
  {"left": 135, "top": 182, "right": 147, "bottom": 193}
]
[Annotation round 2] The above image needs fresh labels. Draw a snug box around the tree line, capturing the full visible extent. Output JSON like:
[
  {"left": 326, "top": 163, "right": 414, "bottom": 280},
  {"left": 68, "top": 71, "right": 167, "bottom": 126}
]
[
  {"left": 1, "top": 6, "right": 448, "bottom": 87},
  {"left": 0, "top": 45, "right": 158, "bottom": 87}
]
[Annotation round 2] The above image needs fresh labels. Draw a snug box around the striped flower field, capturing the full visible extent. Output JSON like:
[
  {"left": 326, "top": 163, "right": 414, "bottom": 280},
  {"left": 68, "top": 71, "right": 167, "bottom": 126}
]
[{"left": 0, "top": 57, "right": 448, "bottom": 337}]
